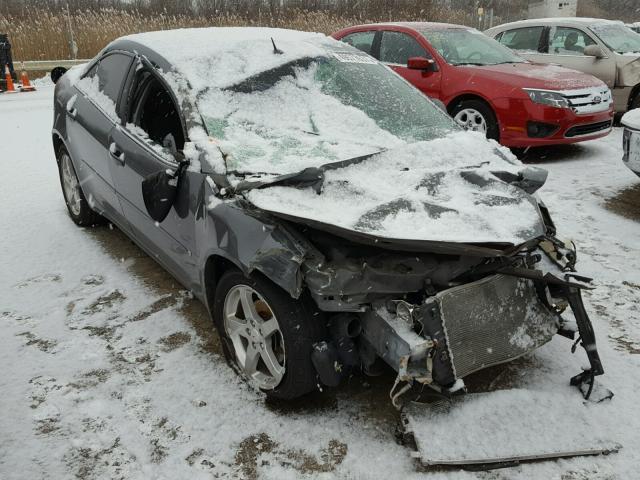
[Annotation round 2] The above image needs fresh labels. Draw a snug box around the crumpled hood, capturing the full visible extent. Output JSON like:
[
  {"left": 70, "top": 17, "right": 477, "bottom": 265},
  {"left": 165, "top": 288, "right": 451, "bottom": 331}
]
[{"left": 244, "top": 132, "right": 547, "bottom": 245}]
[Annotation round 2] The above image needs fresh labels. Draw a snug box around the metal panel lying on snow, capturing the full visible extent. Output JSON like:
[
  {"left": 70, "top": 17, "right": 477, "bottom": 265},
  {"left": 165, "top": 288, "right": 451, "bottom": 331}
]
[{"left": 402, "top": 390, "right": 619, "bottom": 468}]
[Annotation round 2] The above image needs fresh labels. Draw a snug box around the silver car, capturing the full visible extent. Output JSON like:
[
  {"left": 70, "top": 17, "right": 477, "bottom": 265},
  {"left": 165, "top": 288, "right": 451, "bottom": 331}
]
[{"left": 486, "top": 18, "right": 640, "bottom": 113}]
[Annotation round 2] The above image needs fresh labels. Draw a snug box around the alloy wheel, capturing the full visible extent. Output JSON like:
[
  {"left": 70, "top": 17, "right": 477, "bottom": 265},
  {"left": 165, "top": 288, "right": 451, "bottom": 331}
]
[
  {"left": 61, "top": 153, "right": 82, "bottom": 216},
  {"left": 223, "top": 284, "right": 286, "bottom": 390},
  {"left": 453, "top": 108, "right": 488, "bottom": 134}
]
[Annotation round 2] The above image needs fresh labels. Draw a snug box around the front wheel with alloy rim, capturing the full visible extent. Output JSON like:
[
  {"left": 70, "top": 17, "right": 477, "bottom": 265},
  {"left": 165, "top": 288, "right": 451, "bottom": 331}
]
[
  {"left": 213, "top": 270, "right": 325, "bottom": 400},
  {"left": 57, "top": 147, "right": 103, "bottom": 226},
  {"left": 450, "top": 99, "right": 499, "bottom": 141}
]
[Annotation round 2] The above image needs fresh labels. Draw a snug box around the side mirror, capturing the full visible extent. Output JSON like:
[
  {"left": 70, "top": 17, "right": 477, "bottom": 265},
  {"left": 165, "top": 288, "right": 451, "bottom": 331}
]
[
  {"left": 407, "top": 56, "right": 435, "bottom": 71},
  {"left": 583, "top": 45, "right": 605, "bottom": 59},
  {"left": 141, "top": 157, "right": 188, "bottom": 223},
  {"left": 50, "top": 66, "right": 67, "bottom": 84}
]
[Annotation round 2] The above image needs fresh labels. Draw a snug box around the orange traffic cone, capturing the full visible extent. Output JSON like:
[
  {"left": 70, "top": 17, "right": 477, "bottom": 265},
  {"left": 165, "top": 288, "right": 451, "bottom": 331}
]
[
  {"left": 4, "top": 64, "right": 17, "bottom": 93},
  {"left": 20, "top": 68, "right": 36, "bottom": 92}
]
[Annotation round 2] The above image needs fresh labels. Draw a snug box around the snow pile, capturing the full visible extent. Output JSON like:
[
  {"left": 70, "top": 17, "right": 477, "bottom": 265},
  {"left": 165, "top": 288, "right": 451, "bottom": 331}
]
[
  {"left": 31, "top": 74, "right": 54, "bottom": 87},
  {"left": 247, "top": 131, "right": 545, "bottom": 244}
]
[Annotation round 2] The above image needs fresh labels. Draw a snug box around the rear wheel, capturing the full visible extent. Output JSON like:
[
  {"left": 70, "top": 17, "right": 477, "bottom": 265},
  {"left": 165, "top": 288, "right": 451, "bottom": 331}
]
[
  {"left": 213, "top": 270, "right": 325, "bottom": 400},
  {"left": 450, "top": 99, "right": 499, "bottom": 141},
  {"left": 58, "top": 147, "right": 103, "bottom": 226}
]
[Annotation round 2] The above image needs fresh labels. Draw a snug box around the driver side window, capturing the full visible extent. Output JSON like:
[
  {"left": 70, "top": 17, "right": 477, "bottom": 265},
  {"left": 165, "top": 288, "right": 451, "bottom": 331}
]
[
  {"left": 549, "top": 27, "right": 596, "bottom": 56},
  {"left": 380, "top": 31, "right": 429, "bottom": 65},
  {"left": 128, "top": 71, "right": 185, "bottom": 156}
]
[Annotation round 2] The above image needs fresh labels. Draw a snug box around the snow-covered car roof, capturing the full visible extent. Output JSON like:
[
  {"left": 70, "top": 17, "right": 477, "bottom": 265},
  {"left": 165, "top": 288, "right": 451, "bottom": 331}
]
[
  {"left": 121, "top": 27, "right": 331, "bottom": 92},
  {"left": 487, "top": 17, "right": 622, "bottom": 29}
]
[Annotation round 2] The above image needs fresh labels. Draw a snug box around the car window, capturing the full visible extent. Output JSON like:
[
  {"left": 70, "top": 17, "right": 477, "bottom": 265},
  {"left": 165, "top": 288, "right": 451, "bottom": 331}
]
[
  {"left": 421, "top": 28, "right": 523, "bottom": 65},
  {"left": 128, "top": 71, "right": 185, "bottom": 156},
  {"left": 95, "top": 53, "right": 132, "bottom": 104},
  {"left": 380, "top": 31, "right": 429, "bottom": 65},
  {"left": 83, "top": 63, "right": 98, "bottom": 79},
  {"left": 340, "top": 31, "right": 376, "bottom": 56},
  {"left": 590, "top": 22, "right": 640, "bottom": 54},
  {"left": 549, "top": 27, "right": 596, "bottom": 55},
  {"left": 496, "top": 26, "right": 544, "bottom": 53}
]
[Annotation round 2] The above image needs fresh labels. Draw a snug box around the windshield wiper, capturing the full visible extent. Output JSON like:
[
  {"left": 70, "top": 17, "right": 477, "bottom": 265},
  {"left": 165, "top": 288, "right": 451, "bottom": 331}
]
[{"left": 232, "top": 149, "right": 386, "bottom": 194}]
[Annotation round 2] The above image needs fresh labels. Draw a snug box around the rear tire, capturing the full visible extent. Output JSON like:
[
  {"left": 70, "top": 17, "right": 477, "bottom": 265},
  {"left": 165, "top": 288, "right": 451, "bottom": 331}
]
[
  {"left": 450, "top": 99, "right": 500, "bottom": 141},
  {"left": 213, "top": 269, "right": 325, "bottom": 400},
  {"left": 57, "top": 147, "right": 103, "bottom": 226}
]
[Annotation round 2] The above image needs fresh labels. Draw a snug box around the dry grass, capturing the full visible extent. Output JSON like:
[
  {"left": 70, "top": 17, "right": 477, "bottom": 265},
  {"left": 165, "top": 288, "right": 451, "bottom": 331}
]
[{"left": 1, "top": 7, "right": 474, "bottom": 61}]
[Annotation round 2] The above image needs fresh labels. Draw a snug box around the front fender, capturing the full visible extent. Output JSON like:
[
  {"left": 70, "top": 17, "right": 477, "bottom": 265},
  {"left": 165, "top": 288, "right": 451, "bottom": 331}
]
[{"left": 200, "top": 198, "right": 317, "bottom": 299}]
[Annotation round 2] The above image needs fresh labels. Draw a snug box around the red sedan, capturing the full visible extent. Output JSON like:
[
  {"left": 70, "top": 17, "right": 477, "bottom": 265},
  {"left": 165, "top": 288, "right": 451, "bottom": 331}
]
[{"left": 332, "top": 22, "right": 614, "bottom": 148}]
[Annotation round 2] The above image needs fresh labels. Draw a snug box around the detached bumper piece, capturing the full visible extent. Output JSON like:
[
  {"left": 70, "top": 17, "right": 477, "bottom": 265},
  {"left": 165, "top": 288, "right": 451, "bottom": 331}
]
[{"left": 400, "top": 391, "right": 620, "bottom": 470}]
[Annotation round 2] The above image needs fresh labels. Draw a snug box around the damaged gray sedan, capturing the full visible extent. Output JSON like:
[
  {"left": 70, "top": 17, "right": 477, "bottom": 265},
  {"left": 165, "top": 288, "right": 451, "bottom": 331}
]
[{"left": 52, "top": 27, "right": 604, "bottom": 403}]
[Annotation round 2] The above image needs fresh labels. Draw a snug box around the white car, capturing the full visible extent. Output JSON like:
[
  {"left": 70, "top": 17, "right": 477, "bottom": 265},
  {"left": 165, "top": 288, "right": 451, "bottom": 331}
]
[
  {"left": 486, "top": 18, "right": 640, "bottom": 113},
  {"left": 621, "top": 110, "right": 640, "bottom": 176}
]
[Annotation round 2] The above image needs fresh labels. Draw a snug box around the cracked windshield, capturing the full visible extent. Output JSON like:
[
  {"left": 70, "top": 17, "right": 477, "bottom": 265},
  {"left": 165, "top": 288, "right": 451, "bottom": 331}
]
[{"left": 200, "top": 51, "right": 454, "bottom": 174}]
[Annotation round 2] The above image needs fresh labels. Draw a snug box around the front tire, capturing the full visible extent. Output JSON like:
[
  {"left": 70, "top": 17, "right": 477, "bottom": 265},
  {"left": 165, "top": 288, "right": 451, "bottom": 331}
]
[
  {"left": 213, "top": 270, "right": 325, "bottom": 400},
  {"left": 450, "top": 99, "right": 499, "bottom": 141},
  {"left": 57, "top": 147, "right": 103, "bottom": 226}
]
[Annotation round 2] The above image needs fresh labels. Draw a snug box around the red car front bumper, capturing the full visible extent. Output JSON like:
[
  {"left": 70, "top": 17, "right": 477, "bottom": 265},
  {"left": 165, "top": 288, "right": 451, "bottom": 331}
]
[{"left": 493, "top": 97, "right": 614, "bottom": 148}]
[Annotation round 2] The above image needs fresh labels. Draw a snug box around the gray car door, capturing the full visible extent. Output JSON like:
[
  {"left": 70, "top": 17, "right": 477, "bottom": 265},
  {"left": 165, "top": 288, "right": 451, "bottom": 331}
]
[
  {"left": 66, "top": 52, "right": 132, "bottom": 223},
  {"left": 107, "top": 67, "right": 201, "bottom": 288}
]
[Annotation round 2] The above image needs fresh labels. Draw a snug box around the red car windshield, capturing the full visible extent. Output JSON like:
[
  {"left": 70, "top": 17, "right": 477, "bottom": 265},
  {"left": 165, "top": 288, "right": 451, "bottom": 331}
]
[{"left": 420, "top": 28, "right": 525, "bottom": 66}]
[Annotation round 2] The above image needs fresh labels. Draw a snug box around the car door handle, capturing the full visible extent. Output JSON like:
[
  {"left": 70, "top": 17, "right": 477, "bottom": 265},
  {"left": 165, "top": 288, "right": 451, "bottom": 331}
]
[
  {"left": 66, "top": 106, "right": 77, "bottom": 119},
  {"left": 109, "top": 142, "right": 125, "bottom": 165}
]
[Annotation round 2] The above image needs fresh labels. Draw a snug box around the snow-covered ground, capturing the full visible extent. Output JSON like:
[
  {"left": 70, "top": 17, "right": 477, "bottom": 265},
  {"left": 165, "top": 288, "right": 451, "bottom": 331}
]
[{"left": 1, "top": 86, "right": 639, "bottom": 479}]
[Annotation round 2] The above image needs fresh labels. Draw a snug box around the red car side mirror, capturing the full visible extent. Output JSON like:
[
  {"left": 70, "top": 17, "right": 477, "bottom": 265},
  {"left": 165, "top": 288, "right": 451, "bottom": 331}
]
[{"left": 407, "top": 57, "right": 435, "bottom": 71}]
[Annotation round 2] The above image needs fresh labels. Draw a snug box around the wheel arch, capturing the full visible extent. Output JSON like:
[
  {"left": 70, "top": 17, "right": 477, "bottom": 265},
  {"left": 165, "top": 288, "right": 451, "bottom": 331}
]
[
  {"left": 52, "top": 131, "right": 67, "bottom": 162},
  {"left": 203, "top": 254, "right": 242, "bottom": 313},
  {"left": 446, "top": 93, "right": 495, "bottom": 115}
]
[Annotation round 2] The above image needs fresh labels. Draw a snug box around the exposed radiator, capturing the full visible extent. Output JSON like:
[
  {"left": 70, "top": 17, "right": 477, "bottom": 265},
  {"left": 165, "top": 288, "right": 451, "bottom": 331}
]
[{"left": 427, "top": 274, "right": 558, "bottom": 380}]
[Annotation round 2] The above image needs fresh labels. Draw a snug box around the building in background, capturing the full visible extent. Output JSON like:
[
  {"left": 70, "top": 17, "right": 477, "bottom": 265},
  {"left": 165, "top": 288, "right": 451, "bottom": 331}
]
[{"left": 528, "top": 0, "right": 578, "bottom": 18}]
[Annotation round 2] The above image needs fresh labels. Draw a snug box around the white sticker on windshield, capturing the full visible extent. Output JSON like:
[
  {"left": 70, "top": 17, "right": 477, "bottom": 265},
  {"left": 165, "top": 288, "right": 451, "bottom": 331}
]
[{"left": 332, "top": 52, "right": 378, "bottom": 64}]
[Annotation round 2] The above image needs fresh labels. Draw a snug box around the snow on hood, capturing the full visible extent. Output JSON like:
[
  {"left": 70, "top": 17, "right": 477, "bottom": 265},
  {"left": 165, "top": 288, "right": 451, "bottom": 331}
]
[
  {"left": 246, "top": 132, "right": 547, "bottom": 245},
  {"left": 470, "top": 63, "right": 605, "bottom": 90}
]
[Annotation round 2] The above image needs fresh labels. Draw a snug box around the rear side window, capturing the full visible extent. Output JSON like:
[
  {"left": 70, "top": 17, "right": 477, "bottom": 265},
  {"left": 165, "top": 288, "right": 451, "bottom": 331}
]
[
  {"left": 380, "top": 31, "right": 428, "bottom": 65},
  {"left": 95, "top": 53, "right": 132, "bottom": 104},
  {"left": 341, "top": 31, "right": 376, "bottom": 55},
  {"left": 497, "top": 26, "right": 544, "bottom": 53},
  {"left": 549, "top": 27, "right": 596, "bottom": 55}
]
